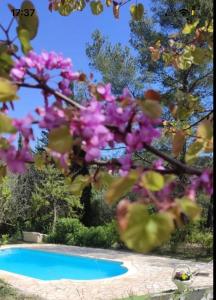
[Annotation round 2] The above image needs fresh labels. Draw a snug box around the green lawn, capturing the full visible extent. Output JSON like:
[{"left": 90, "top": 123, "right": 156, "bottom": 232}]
[{"left": 0, "top": 279, "right": 41, "bottom": 300}]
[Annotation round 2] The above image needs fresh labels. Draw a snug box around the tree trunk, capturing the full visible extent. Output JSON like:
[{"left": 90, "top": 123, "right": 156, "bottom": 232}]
[
  {"left": 52, "top": 200, "right": 57, "bottom": 233},
  {"left": 69, "top": 147, "right": 92, "bottom": 227}
]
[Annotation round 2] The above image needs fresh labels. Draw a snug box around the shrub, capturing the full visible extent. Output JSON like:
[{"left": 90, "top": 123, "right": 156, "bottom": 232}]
[
  {"left": 0, "top": 234, "right": 9, "bottom": 245},
  {"left": 46, "top": 218, "right": 84, "bottom": 244},
  {"left": 187, "top": 230, "right": 213, "bottom": 254},
  {"left": 168, "top": 220, "right": 213, "bottom": 254},
  {"left": 46, "top": 218, "right": 120, "bottom": 249},
  {"left": 66, "top": 226, "right": 88, "bottom": 246}
]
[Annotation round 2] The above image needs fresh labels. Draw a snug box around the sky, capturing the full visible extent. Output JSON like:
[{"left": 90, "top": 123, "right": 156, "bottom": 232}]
[{"left": 0, "top": 0, "right": 152, "bottom": 145}]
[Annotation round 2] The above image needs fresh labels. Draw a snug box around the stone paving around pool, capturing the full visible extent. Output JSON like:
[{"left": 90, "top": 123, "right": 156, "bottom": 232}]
[{"left": 0, "top": 244, "right": 213, "bottom": 300}]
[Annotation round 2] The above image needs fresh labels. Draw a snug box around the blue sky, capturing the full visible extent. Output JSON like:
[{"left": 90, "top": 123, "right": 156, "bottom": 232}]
[{"left": 0, "top": 0, "right": 152, "bottom": 144}]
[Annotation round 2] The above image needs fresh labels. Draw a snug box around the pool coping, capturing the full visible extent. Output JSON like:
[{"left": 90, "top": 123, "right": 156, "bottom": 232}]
[{"left": 0, "top": 243, "right": 213, "bottom": 300}]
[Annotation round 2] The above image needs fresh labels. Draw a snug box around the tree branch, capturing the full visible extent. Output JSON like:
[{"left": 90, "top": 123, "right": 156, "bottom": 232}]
[
  {"left": 143, "top": 143, "right": 202, "bottom": 175},
  {"left": 189, "top": 71, "right": 213, "bottom": 93},
  {"left": 184, "top": 110, "right": 213, "bottom": 131},
  {"left": 12, "top": 53, "right": 85, "bottom": 110},
  {"left": 134, "top": 152, "right": 152, "bottom": 165}
]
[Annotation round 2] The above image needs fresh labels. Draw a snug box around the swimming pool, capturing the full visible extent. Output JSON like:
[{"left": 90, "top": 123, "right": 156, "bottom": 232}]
[{"left": 0, "top": 248, "right": 128, "bottom": 280}]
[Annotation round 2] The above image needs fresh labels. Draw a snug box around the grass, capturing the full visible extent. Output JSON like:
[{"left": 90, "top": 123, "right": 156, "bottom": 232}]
[{"left": 0, "top": 279, "right": 42, "bottom": 300}]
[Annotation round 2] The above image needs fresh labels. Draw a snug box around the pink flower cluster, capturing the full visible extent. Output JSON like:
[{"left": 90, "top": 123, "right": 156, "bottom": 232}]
[
  {"left": 0, "top": 145, "right": 32, "bottom": 173},
  {"left": 70, "top": 101, "right": 113, "bottom": 161},
  {"left": 104, "top": 91, "right": 161, "bottom": 173},
  {"left": 36, "top": 105, "right": 66, "bottom": 130},
  {"left": 187, "top": 169, "right": 213, "bottom": 200},
  {"left": 10, "top": 51, "right": 79, "bottom": 97},
  {"left": 8, "top": 52, "right": 162, "bottom": 169},
  {"left": 0, "top": 114, "right": 34, "bottom": 173}
]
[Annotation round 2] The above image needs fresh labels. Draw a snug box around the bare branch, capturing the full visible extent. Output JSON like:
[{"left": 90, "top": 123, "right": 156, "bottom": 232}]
[
  {"left": 189, "top": 71, "right": 213, "bottom": 93},
  {"left": 184, "top": 110, "right": 213, "bottom": 131}
]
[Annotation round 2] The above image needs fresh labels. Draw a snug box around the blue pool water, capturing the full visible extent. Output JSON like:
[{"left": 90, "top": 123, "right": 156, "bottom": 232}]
[{"left": 0, "top": 248, "right": 127, "bottom": 280}]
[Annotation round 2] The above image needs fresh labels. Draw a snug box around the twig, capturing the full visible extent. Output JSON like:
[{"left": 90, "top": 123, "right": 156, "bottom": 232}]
[
  {"left": 135, "top": 152, "right": 152, "bottom": 165},
  {"left": 6, "top": 17, "right": 15, "bottom": 33},
  {"left": 184, "top": 110, "right": 213, "bottom": 131}
]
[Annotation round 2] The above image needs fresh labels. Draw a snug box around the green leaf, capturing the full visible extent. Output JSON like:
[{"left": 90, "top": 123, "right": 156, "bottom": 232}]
[
  {"left": 182, "top": 20, "right": 199, "bottom": 34},
  {"left": 175, "top": 54, "right": 193, "bottom": 70},
  {"left": 0, "top": 52, "right": 14, "bottom": 78},
  {"left": 0, "top": 113, "right": 17, "bottom": 134},
  {"left": 163, "top": 174, "right": 177, "bottom": 185},
  {"left": 0, "top": 78, "right": 18, "bottom": 102},
  {"left": 90, "top": 1, "right": 103, "bottom": 15},
  {"left": 197, "top": 119, "right": 213, "bottom": 140},
  {"left": 140, "top": 171, "right": 165, "bottom": 192},
  {"left": 106, "top": 0, "right": 112, "bottom": 7},
  {"left": 177, "top": 197, "right": 201, "bottom": 221},
  {"left": 162, "top": 52, "right": 173, "bottom": 65},
  {"left": 176, "top": 105, "right": 192, "bottom": 119},
  {"left": 121, "top": 204, "right": 174, "bottom": 253},
  {"left": 105, "top": 170, "right": 139, "bottom": 204},
  {"left": 192, "top": 47, "right": 212, "bottom": 65},
  {"left": 59, "top": 0, "right": 75, "bottom": 15},
  {"left": 68, "top": 175, "right": 90, "bottom": 196},
  {"left": 17, "top": 28, "right": 32, "bottom": 54},
  {"left": 172, "top": 130, "right": 185, "bottom": 157},
  {"left": 76, "top": 0, "right": 86, "bottom": 11},
  {"left": 139, "top": 99, "right": 162, "bottom": 119},
  {"left": 185, "top": 141, "right": 204, "bottom": 164},
  {"left": 18, "top": 0, "right": 39, "bottom": 40},
  {"left": 130, "top": 4, "right": 144, "bottom": 21},
  {"left": 93, "top": 171, "right": 115, "bottom": 190},
  {"left": 48, "top": 125, "right": 73, "bottom": 154}
]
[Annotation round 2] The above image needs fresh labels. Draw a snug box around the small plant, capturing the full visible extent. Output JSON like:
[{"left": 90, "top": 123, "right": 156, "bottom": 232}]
[
  {"left": 173, "top": 271, "right": 192, "bottom": 281},
  {"left": 0, "top": 234, "right": 9, "bottom": 245}
]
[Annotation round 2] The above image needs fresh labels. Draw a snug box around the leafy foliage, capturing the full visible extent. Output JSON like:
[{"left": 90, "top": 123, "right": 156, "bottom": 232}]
[
  {"left": 49, "top": 0, "right": 144, "bottom": 20},
  {"left": 86, "top": 30, "right": 143, "bottom": 95},
  {"left": 0, "top": 0, "right": 213, "bottom": 254},
  {"left": 46, "top": 218, "right": 119, "bottom": 248},
  {"left": 31, "top": 165, "right": 82, "bottom": 232}
]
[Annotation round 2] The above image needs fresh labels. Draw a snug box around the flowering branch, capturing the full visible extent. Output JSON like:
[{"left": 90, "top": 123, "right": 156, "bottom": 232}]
[
  {"left": 143, "top": 143, "right": 202, "bottom": 176},
  {"left": 12, "top": 53, "right": 86, "bottom": 110}
]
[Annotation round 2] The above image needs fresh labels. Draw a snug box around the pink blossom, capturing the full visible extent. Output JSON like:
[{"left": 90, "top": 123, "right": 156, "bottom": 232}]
[
  {"left": 152, "top": 159, "right": 165, "bottom": 170},
  {"left": 12, "top": 115, "right": 34, "bottom": 141},
  {"left": 0, "top": 146, "right": 32, "bottom": 174},
  {"left": 97, "top": 83, "right": 115, "bottom": 102},
  {"left": 36, "top": 105, "right": 66, "bottom": 130}
]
